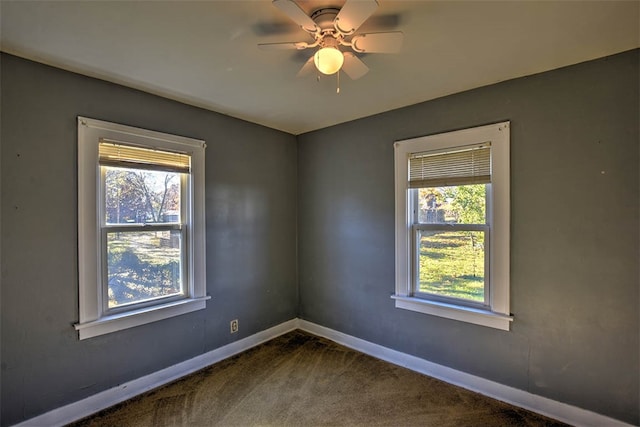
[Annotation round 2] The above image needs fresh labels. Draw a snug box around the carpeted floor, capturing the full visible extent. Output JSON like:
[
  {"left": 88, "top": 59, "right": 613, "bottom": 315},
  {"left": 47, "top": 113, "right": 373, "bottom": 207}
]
[{"left": 69, "top": 330, "right": 567, "bottom": 426}]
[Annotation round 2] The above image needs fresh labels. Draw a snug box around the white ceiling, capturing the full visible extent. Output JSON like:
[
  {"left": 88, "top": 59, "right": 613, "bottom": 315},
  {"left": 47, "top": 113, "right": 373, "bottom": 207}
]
[{"left": 1, "top": 1, "right": 638, "bottom": 135}]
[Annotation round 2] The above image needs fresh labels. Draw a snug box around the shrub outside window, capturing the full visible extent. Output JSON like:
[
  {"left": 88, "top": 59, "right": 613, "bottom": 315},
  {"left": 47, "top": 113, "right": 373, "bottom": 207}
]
[
  {"left": 393, "top": 122, "right": 512, "bottom": 330},
  {"left": 75, "top": 117, "right": 208, "bottom": 340}
]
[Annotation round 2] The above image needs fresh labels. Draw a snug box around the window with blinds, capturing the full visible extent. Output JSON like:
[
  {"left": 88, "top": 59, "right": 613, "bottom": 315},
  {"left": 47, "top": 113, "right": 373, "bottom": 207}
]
[
  {"left": 99, "top": 139, "right": 188, "bottom": 311},
  {"left": 393, "top": 122, "right": 511, "bottom": 330},
  {"left": 76, "top": 117, "right": 208, "bottom": 340}
]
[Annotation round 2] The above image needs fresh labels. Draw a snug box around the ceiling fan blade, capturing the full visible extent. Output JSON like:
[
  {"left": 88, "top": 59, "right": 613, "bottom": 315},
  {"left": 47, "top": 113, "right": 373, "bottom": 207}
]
[
  {"left": 252, "top": 21, "right": 300, "bottom": 37},
  {"left": 297, "top": 55, "right": 316, "bottom": 77},
  {"left": 351, "top": 31, "right": 403, "bottom": 53},
  {"left": 335, "top": 0, "right": 379, "bottom": 35},
  {"left": 272, "top": 0, "right": 318, "bottom": 33},
  {"left": 342, "top": 52, "right": 369, "bottom": 80},
  {"left": 361, "top": 14, "right": 402, "bottom": 32},
  {"left": 258, "top": 41, "right": 309, "bottom": 50}
]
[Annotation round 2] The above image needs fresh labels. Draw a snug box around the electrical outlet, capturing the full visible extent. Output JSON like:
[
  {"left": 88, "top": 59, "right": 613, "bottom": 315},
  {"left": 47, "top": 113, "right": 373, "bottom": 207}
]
[{"left": 230, "top": 319, "right": 239, "bottom": 333}]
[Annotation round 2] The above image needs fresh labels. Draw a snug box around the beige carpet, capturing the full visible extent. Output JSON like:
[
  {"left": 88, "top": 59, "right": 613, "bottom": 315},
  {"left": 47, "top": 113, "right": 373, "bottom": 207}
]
[{"left": 69, "top": 330, "right": 567, "bottom": 426}]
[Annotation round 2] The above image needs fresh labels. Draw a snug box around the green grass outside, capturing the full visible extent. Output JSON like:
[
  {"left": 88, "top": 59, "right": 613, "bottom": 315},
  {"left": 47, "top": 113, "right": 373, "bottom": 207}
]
[
  {"left": 107, "top": 231, "right": 181, "bottom": 307},
  {"left": 418, "top": 230, "right": 485, "bottom": 302},
  {"left": 108, "top": 231, "right": 180, "bottom": 262}
]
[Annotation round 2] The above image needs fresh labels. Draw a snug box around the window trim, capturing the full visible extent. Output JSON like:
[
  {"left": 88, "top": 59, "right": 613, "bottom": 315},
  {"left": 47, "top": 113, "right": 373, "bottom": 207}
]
[
  {"left": 75, "top": 117, "right": 209, "bottom": 340},
  {"left": 393, "top": 122, "right": 512, "bottom": 330}
]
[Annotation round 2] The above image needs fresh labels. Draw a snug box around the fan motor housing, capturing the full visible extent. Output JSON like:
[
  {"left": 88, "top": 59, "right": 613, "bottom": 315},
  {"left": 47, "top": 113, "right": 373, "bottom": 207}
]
[{"left": 311, "top": 8, "right": 340, "bottom": 31}]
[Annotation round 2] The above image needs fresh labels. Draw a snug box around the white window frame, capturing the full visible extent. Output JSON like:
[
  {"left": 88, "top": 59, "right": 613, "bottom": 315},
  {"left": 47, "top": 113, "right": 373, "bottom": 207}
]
[
  {"left": 393, "top": 122, "right": 512, "bottom": 330},
  {"left": 75, "top": 117, "right": 209, "bottom": 340}
]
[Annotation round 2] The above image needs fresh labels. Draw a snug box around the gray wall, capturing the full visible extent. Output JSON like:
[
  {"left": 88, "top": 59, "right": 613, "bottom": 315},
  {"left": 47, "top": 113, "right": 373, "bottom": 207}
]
[
  {"left": 2, "top": 50, "right": 639, "bottom": 426},
  {"left": 297, "top": 49, "right": 639, "bottom": 425},
  {"left": 0, "top": 54, "right": 298, "bottom": 426}
]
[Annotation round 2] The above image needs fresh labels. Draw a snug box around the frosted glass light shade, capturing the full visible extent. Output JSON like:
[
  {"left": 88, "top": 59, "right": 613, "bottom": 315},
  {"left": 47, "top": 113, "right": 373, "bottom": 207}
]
[{"left": 314, "top": 47, "right": 344, "bottom": 75}]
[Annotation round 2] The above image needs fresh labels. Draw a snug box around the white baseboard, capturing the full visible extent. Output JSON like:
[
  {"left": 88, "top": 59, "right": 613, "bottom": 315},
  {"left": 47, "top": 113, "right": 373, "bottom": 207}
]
[
  {"left": 13, "top": 318, "right": 631, "bottom": 427},
  {"left": 13, "top": 319, "right": 298, "bottom": 427},
  {"left": 298, "top": 319, "right": 632, "bottom": 427}
]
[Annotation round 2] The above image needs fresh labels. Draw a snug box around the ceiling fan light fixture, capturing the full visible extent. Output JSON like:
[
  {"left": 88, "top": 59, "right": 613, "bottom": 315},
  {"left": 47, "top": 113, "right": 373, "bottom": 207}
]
[{"left": 314, "top": 47, "right": 344, "bottom": 75}]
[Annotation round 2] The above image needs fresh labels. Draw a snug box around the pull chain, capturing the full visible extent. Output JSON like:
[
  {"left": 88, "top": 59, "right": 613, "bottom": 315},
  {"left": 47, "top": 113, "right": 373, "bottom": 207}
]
[{"left": 336, "top": 70, "right": 340, "bottom": 94}]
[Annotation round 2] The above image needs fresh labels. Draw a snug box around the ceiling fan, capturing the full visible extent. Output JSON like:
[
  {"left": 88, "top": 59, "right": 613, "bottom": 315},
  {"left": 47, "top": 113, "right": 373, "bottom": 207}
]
[{"left": 258, "top": 0, "right": 403, "bottom": 83}]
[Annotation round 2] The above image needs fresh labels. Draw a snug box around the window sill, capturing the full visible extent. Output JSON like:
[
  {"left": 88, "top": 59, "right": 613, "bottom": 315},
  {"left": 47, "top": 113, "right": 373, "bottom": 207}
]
[
  {"left": 74, "top": 296, "right": 211, "bottom": 340},
  {"left": 391, "top": 295, "right": 513, "bottom": 331}
]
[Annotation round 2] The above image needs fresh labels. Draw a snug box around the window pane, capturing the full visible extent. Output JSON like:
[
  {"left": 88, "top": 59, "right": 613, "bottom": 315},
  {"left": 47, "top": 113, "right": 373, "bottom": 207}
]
[
  {"left": 418, "top": 184, "right": 486, "bottom": 224},
  {"left": 417, "top": 230, "right": 485, "bottom": 303},
  {"left": 106, "top": 230, "right": 183, "bottom": 308},
  {"left": 105, "top": 166, "right": 181, "bottom": 224}
]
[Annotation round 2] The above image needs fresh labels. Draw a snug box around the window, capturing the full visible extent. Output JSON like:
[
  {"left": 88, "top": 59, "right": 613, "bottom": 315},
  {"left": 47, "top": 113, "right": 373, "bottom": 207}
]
[
  {"left": 393, "top": 122, "right": 512, "bottom": 330},
  {"left": 75, "top": 117, "right": 208, "bottom": 339}
]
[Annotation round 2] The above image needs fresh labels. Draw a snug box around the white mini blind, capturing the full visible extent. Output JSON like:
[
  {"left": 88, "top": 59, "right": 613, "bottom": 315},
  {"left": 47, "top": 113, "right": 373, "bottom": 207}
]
[
  {"left": 408, "top": 143, "right": 491, "bottom": 188},
  {"left": 99, "top": 140, "right": 190, "bottom": 173}
]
